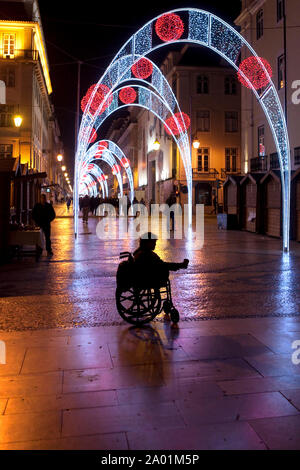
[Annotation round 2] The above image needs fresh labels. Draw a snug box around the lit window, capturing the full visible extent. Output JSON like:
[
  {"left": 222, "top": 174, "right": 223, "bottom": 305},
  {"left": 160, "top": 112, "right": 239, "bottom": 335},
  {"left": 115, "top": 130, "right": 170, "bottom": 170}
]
[
  {"left": 278, "top": 54, "right": 285, "bottom": 89},
  {"left": 225, "top": 148, "right": 238, "bottom": 172},
  {"left": 197, "top": 148, "right": 209, "bottom": 172},
  {"left": 258, "top": 125, "right": 265, "bottom": 157},
  {"left": 0, "top": 144, "right": 13, "bottom": 159},
  {"left": 3, "top": 34, "right": 15, "bottom": 58}
]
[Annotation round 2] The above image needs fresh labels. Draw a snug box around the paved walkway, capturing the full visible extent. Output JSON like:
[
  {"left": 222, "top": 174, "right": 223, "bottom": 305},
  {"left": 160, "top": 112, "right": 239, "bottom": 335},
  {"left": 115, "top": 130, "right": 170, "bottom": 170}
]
[
  {"left": 0, "top": 317, "right": 300, "bottom": 449},
  {"left": 0, "top": 217, "right": 300, "bottom": 449}
]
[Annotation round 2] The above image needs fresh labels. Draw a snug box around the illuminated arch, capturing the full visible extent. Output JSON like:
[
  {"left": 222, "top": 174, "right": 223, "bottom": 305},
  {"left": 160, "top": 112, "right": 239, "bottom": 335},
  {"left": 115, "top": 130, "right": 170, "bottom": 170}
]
[
  {"left": 79, "top": 166, "right": 108, "bottom": 198},
  {"left": 81, "top": 84, "right": 191, "bottom": 210},
  {"left": 76, "top": 8, "right": 291, "bottom": 251},
  {"left": 83, "top": 140, "right": 135, "bottom": 202}
]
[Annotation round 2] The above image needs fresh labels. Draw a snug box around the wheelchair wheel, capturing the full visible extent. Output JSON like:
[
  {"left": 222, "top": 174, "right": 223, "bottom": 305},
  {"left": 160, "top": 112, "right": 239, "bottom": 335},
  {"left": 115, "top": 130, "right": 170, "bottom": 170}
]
[
  {"left": 163, "top": 300, "right": 172, "bottom": 314},
  {"left": 170, "top": 308, "right": 180, "bottom": 324},
  {"left": 116, "top": 286, "right": 161, "bottom": 325}
]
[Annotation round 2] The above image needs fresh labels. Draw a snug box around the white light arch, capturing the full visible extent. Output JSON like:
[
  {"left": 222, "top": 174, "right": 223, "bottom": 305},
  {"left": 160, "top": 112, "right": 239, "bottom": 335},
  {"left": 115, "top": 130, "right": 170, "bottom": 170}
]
[
  {"left": 83, "top": 140, "right": 135, "bottom": 202},
  {"left": 76, "top": 8, "right": 291, "bottom": 251}
]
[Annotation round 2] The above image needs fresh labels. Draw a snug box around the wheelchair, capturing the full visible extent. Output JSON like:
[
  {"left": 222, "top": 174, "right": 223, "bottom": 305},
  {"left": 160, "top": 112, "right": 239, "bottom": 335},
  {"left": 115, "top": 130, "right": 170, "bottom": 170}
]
[{"left": 116, "top": 252, "right": 180, "bottom": 326}]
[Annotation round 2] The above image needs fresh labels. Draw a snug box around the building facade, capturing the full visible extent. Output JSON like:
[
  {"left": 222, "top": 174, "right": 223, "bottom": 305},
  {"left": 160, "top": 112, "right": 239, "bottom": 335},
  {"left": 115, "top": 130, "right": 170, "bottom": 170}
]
[
  {"left": 235, "top": 0, "right": 300, "bottom": 174},
  {"left": 0, "top": 0, "right": 65, "bottom": 205}
]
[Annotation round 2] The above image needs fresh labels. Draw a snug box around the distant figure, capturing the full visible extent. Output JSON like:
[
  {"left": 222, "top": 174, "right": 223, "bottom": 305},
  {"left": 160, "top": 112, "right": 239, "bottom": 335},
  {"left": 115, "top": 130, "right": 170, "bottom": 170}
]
[
  {"left": 32, "top": 194, "right": 56, "bottom": 256},
  {"left": 133, "top": 232, "right": 189, "bottom": 287},
  {"left": 211, "top": 195, "right": 217, "bottom": 215},
  {"left": 66, "top": 197, "right": 72, "bottom": 212},
  {"left": 166, "top": 191, "right": 177, "bottom": 231},
  {"left": 81, "top": 195, "right": 90, "bottom": 224}
]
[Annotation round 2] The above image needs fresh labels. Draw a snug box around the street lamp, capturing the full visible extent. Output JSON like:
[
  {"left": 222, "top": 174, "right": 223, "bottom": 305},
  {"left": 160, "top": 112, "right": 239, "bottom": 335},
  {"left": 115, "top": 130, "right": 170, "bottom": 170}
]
[
  {"left": 57, "top": 154, "right": 63, "bottom": 162},
  {"left": 64, "top": 173, "right": 68, "bottom": 177},
  {"left": 192, "top": 138, "right": 200, "bottom": 150},
  {"left": 61, "top": 165, "right": 66, "bottom": 172},
  {"left": 153, "top": 140, "right": 160, "bottom": 151},
  {"left": 13, "top": 115, "right": 23, "bottom": 128}
]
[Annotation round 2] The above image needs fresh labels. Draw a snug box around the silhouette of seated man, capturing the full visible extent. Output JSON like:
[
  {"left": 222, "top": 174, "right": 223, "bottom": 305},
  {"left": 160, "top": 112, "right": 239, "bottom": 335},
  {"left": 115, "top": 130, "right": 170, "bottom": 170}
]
[{"left": 133, "top": 232, "right": 189, "bottom": 287}]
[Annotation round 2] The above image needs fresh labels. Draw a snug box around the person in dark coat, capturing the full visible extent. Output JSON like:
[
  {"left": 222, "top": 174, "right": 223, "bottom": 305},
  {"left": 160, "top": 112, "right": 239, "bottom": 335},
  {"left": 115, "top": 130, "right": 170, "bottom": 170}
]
[
  {"left": 32, "top": 194, "right": 56, "bottom": 256},
  {"left": 81, "top": 194, "right": 90, "bottom": 224}
]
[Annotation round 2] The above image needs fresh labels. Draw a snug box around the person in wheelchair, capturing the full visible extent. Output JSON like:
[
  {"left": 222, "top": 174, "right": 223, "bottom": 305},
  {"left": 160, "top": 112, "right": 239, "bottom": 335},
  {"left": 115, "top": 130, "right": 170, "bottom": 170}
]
[{"left": 133, "top": 232, "right": 189, "bottom": 287}]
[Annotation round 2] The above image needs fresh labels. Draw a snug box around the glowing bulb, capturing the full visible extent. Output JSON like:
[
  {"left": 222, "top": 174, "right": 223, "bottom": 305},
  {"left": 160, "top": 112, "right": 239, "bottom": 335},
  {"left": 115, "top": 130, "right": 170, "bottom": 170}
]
[
  {"left": 14, "top": 115, "right": 23, "bottom": 128},
  {"left": 153, "top": 140, "right": 160, "bottom": 151}
]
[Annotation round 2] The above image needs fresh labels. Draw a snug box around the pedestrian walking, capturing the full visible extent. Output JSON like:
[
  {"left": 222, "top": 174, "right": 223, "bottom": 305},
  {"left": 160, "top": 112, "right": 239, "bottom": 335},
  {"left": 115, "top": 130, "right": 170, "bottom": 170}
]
[
  {"left": 166, "top": 191, "right": 177, "bottom": 231},
  {"left": 81, "top": 194, "right": 90, "bottom": 224},
  {"left": 32, "top": 194, "right": 56, "bottom": 256}
]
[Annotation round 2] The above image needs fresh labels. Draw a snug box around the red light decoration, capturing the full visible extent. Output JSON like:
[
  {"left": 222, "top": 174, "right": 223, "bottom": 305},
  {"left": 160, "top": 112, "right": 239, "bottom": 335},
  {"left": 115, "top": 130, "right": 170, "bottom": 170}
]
[
  {"left": 237, "top": 56, "right": 272, "bottom": 90},
  {"left": 119, "top": 87, "right": 137, "bottom": 104},
  {"left": 164, "top": 112, "right": 191, "bottom": 136},
  {"left": 155, "top": 13, "right": 184, "bottom": 42},
  {"left": 88, "top": 164, "right": 94, "bottom": 171},
  {"left": 121, "top": 157, "right": 130, "bottom": 169},
  {"left": 131, "top": 58, "right": 153, "bottom": 79},
  {"left": 81, "top": 84, "right": 113, "bottom": 115},
  {"left": 95, "top": 140, "right": 108, "bottom": 158},
  {"left": 112, "top": 164, "right": 121, "bottom": 175}
]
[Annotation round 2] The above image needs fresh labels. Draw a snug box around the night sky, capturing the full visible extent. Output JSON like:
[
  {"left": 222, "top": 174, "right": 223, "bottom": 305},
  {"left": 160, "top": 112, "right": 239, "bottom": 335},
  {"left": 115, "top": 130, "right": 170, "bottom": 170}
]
[{"left": 38, "top": 1, "right": 242, "bottom": 179}]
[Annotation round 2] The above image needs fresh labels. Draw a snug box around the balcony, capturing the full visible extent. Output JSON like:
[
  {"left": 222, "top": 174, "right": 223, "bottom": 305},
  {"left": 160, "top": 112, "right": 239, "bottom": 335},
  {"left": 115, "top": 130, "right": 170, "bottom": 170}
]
[
  {"left": 221, "top": 168, "right": 241, "bottom": 179},
  {"left": 250, "top": 157, "right": 268, "bottom": 173},
  {"left": 0, "top": 49, "right": 40, "bottom": 61},
  {"left": 192, "top": 168, "right": 219, "bottom": 179}
]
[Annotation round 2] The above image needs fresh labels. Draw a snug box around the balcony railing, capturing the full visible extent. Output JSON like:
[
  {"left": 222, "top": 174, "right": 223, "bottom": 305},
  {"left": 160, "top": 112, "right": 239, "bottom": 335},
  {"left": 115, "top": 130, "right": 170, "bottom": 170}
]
[
  {"left": 221, "top": 168, "right": 241, "bottom": 179},
  {"left": 0, "top": 49, "right": 39, "bottom": 61},
  {"left": 192, "top": 168, "right": 219, "bottom": 178},
  {"left": 250, "top": 157, "right": 268, "bottom": 172}
]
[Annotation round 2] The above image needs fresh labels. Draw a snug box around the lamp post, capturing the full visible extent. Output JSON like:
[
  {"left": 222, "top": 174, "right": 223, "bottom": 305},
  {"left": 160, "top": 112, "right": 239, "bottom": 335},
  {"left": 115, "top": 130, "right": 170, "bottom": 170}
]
[
  {"left": 13, "top": 114, "right": 23, "bottom": 163},
  {"left": 57, "top": 154, "right": 63, "bottom": 162}
]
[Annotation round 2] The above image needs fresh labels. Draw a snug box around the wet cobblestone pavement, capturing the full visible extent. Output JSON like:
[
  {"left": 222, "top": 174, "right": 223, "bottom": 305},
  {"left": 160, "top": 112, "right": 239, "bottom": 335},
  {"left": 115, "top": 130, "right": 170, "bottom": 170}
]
[{"left": 1, "top": 215, "right": 300, "bottom": 331}]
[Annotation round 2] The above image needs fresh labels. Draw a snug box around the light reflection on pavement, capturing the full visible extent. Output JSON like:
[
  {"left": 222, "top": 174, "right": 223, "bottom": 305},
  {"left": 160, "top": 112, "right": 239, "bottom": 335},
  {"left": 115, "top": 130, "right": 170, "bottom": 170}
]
[{"left": 0, "top": 215, "right": 300, "bottom": 331}]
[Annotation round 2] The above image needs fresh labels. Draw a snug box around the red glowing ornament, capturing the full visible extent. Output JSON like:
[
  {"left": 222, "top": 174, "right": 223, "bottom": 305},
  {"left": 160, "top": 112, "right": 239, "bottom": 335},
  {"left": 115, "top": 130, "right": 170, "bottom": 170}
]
[
  {"left": 81, "top": 84, "right": 113, "bottom": 115},
  {"left": 237, "top": 56, "right": 272, "bottom": 90},
  {"left": 112, "top": 164, "right": 120, "bottom": 175},
  {"left": 88, "top": 164, "right": 94, "bottom": 171},
  {"left": 131, "top": 58, "right": 153, "bottom": 79},
  {"left": 164, "top": 112, "right": 191, "bottom": 136},
  {"left": 155, "top": 13, "right": 184, "bottom": 42},
  {"left": 95, "top": 141, "right": 108, "bottom": 158},
  {"left": 119, "top": 87, "right": 137, "bottom": 104},
  {"left": 121, "top": 157, "right": 130, "bottom": 169}
]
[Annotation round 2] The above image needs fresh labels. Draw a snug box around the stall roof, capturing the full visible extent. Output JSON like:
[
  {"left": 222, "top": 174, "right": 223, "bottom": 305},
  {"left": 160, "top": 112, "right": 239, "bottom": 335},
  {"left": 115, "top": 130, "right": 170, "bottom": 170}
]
[
  {"left": 240, "top": 173, "right": 265, "bottom": 185},
  {"left": 260, "top": 170, "right": 281, "bottom": 184},
  {"left": 223, "top": 175, "right": 244, "bottom": 187}
]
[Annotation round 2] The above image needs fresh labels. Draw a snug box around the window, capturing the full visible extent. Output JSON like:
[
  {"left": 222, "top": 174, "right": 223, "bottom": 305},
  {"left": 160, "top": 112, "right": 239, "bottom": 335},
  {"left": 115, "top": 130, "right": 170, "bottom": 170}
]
[
  {"left": 197, "top": 75, "right": 209, "bottom": 94},
  {"left": 197, "top": 148, "right": 209, "bottom": 172},
  {"left": 225, "top": 148, "right": 237, "bottom": 172},
  {"left": 3, "top": 33, "right": 15, "bottom": 58},
  {"left": 0, "top": 105, "right": 14, "bottom": 127},
  {"left": 256, "top": 9, "right": 264, "bottom": 40},
  {"left": 278, "top": 54, "right": 285, "bottom": 89},
  {"left": 225, "top": 76, "right": 237, "bottom": 95},
  {"left": 0, "top": 67, "right": 15, "bottom": 87},
  {"left": 277, "top": 0, "right": 285, "bottom": 22},
  {"left": 258, "top": 125, "right": 265, "bottom": 156},
  {"left": 0, "top": 144, "right": 13, "bottom": 159},
  {"left": 295, "top": 147, "right": 300, "bottom": 166},
  {"left": 196, "top": 110, "right": 210, "bottom": 132},
  {"left": 225, "top": 111, "right": 238, "bottom": 133},
  {"left": 270, "top": 152, "right": 279, "bottom": 169}
]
